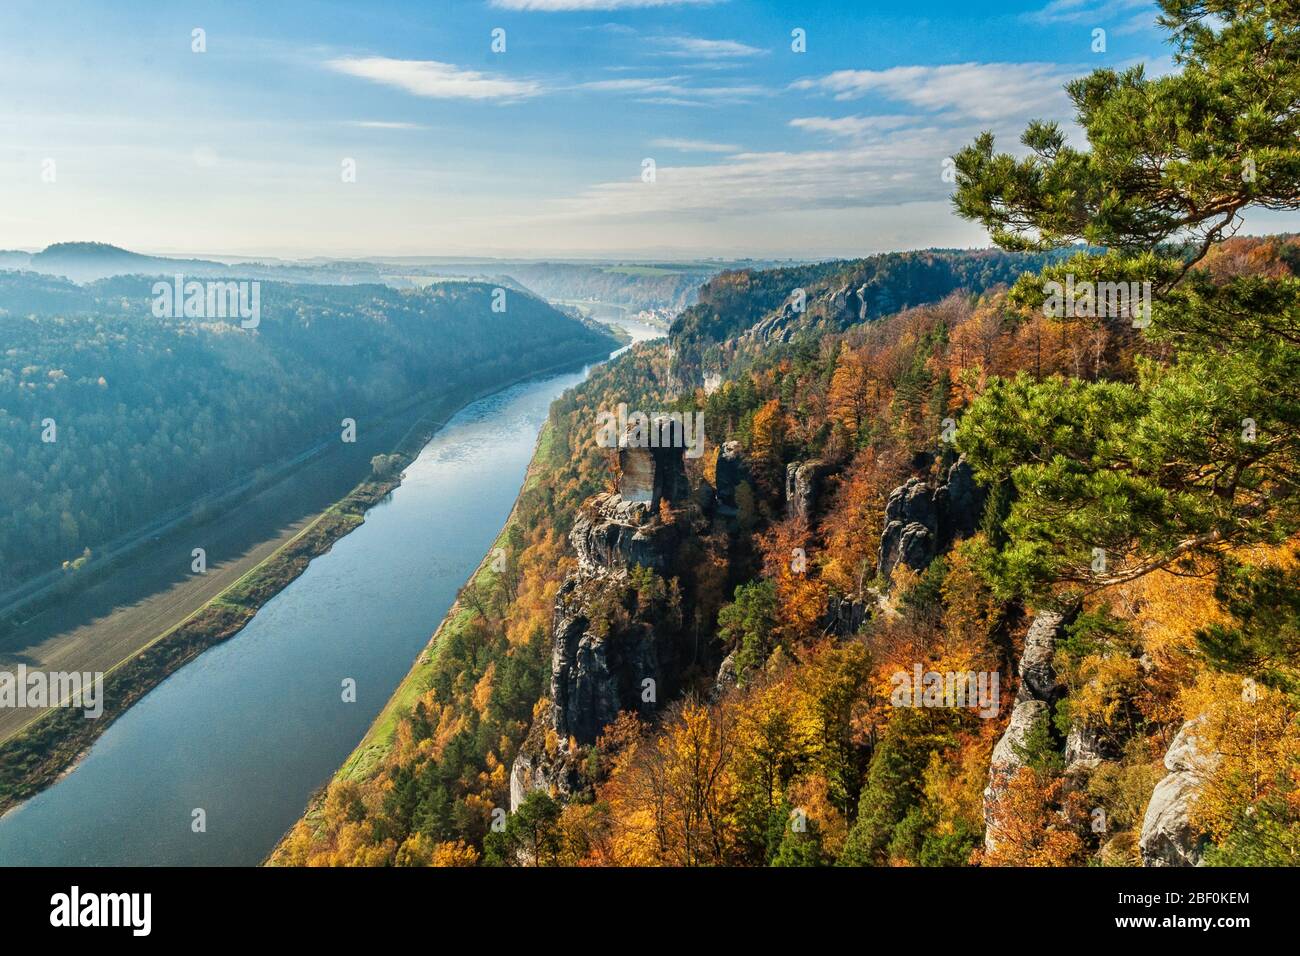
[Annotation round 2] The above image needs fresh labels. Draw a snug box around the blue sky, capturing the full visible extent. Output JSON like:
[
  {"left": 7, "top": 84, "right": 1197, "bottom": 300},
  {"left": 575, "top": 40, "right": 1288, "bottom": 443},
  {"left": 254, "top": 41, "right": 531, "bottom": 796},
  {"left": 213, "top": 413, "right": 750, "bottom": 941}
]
[{"left": 2, "top": 0, "right": 1295, "bottom": 259}]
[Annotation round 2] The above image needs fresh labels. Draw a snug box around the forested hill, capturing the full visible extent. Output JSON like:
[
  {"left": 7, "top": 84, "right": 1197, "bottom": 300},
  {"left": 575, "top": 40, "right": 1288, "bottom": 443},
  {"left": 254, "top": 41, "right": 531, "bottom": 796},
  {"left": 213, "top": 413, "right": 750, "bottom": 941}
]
[
  {"left": 275, "top": 233, "right": 1300, "bottom": 868},
  {"left": 0, "top": 272, "right": 617, "bottom": 593},
  {"left": 670, "top": 248, "right": 1064, "bottom": 350},
  {"left": 498, "top": 262, "right": 722, "bottom": 313}
]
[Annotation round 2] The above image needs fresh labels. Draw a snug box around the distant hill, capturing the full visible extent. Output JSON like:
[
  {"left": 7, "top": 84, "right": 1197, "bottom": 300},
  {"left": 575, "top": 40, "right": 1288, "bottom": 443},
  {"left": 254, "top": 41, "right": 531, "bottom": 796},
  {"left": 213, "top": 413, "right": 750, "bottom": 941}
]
[
  {"left": 25, "top": 242, "right": 230, "bottom": 283},
  {"left": 0, "top": 270, "right": 618, "bottom": 591},
  {"left": 5, "top": 242, "right": 398, "bottom": 287}
]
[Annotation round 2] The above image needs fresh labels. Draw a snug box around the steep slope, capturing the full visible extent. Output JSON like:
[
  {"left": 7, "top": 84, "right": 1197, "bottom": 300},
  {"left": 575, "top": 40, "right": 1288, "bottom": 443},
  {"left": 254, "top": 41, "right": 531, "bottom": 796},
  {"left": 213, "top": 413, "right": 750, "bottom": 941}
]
[
  {"left": 0, "top": 273, "right": 616, "bottom": 592},
  {"left": 274, "top": 235, "right": 1300, "bottom": 868}
]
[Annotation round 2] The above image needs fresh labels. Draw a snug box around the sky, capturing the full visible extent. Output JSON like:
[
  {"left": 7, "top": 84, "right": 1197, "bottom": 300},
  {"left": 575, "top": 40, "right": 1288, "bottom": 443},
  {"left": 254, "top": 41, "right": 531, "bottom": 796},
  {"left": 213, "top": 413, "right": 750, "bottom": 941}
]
[{"left": 1, "top": 0, "right": 1296, "bottom": 260}]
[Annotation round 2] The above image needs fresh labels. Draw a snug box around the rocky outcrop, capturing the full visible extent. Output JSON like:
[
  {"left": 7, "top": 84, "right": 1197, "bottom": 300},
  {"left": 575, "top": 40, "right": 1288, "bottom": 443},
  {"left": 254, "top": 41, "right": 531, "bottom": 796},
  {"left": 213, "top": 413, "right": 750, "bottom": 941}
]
[
  {"left": 740, "top": 281, "right": 870, "bottom": 345},
  {"left": 509, "top": 715, "right": 580, "bottom": 812},
  {"left": 987, "top": 698, "right": 1050, "bottom": 786},
  {"left": 1018, "top": 610, "right": 1065, "bottom": 703},
  {"left": 983, "top": 610, "right": 1070, "bottom": 851},
  {"left": 713, "top": 441, "right": 748, "bottom": 518},
  {"left": 878, "top": 456, "right": 986, "bottom": 581},
  {"left": 878, "top": 478, "right": 937, "bottom": 579},
  {"left": 936, "top": 455, "right": 984, "bottom": 543},
  {"left": 785, "top": 460, "right": 833, "bottom": 522},
  {"left": 1139, "top": 718, "right": 1219, "bottom": 866},
  {"left": 711, "top": 651, "right": 737, "bottom": 700},
  {"left": 511, "top": 430, "right": 698, "bottom": 809},
  {"left": 549, "top": 575, "right": 668, "bottom": 746},
  {"left": 571, "top": 492, "right": 676, "bottom": 574},
  {"left": 826, "top": 594, "right": 872, "bottom": 636},
  {"left": 1064, "top": 722, "right": 1108, "bottom": 775},
  {"left": 617, "top": 416, "right": 690, "bottom": 512}
]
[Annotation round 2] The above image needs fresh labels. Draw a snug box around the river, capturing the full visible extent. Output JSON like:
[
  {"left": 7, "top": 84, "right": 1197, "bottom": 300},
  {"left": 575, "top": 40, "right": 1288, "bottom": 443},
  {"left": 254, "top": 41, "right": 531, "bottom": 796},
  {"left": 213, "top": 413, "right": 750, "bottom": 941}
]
[{"left": 0, "top": 314, "right": 660, "bottom": 866}]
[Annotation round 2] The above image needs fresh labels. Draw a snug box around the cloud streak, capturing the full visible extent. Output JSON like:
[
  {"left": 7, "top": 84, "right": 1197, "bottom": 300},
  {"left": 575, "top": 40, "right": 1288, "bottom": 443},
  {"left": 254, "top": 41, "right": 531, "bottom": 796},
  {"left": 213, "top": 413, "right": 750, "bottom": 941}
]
[
  {"left": 654, "top": 36, "right": 764, "bottom": 58},
  {"left": 792, "top": 62, "right": 1077, "bottom": 121},
  {"left": 325, "top": 56, "right": 542, "bottom": 100},
  {"left": 1028, "top": 0, "right": 1155, "bottom": 27},
  {"left": 578, "top": 75, "right": 764, "bottom": 102},
  {"left": 650, "top": 137, "right": 739, "bottom": 152}
]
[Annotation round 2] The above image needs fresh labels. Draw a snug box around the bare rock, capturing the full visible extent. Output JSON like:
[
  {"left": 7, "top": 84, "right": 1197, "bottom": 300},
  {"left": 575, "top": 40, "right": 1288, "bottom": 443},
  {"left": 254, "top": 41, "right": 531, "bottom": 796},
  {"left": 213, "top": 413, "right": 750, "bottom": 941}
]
[
  {"left": 983, "top": 609, "right": 1071, "bottom": 851},
  {"left": 785, "top": 459, "right": 833, "bottom": 522},
  {"left": 549, "top": 575, "right": 667, "bottom": 746},
  {"left": 877, "top": 456, "right": 986, "bottom": 582},
  {"left": 713, "top": 441, "right": 748, "bottom": 518},
  {"left": 711, "top": 651, "right": 738, "bottom": 700},
  {"left": 509, "top": 708, "right": 580, "bottom": 812},
  {"left": 1139, "top": 718, "right": 1219, "bottom": 866},
  {"left": 570, "top": 492, "right": 675, "bottom": 574},
  {"left": 616, "top": 416, "right": 690, "bottom": 512},
  {"left": 1018, "top": 610, "right": 1066, "bottom": 704},
  {"left": 1064, "top": 722, "right": 1108, "bottom": 775},
  {"left": 983, "top": 698, "right": 1050, "bottom": 851}
]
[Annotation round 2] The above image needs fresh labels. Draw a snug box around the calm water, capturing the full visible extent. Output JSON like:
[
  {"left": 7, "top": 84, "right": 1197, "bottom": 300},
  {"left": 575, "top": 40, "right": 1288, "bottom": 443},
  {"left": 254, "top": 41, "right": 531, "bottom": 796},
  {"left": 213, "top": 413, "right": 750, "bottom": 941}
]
[{"left": 0, "top": 360, "right": 609, "bottom": 865}]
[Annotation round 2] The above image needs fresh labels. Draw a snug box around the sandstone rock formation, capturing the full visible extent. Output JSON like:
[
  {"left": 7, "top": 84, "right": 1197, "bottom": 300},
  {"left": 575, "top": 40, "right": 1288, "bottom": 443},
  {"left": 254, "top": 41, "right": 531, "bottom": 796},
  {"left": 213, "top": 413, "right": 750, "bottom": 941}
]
[
  {"left": 740, "top": 281, "right": 870, "bottom": 345},
  {"left": 983, "top": 610, "right": 1069, "bottom": 852},
  {"left": 785, "top": 459, "right": 833, "bottom": 522},
  {"left": 511, "top": 429, "right": 696, "bottom": 811},
  {"left": 571, "top": 492, "right": 674, "bottom": 574},
  {"left": 1063, "top": 722, "right": 1108, "bottom": 775},
  {"left": 713, "top": 440, "right": 748, "bottom": 518},
  {"left": 826, "top": 594, "right": 871, "bottom": 636},
  {"left": 1139, "top": 718, "right": 1219, "bottom": 866},
  {"left": 617, "top": 416, "right": 690, "bottom": 512},
  {"left": 549, "top": 575, "right": 668, "bottom": 746},
  {"left": 878, "top": 456, "right": 986, "bottom": 582},
  {"left": 711, "top": 651, "right": 738, "bottom": 701}
]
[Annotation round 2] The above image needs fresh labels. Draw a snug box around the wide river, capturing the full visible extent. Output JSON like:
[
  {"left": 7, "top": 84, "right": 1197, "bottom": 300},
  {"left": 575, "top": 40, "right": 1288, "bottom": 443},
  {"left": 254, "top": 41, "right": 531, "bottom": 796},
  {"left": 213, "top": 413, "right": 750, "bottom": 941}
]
[{"left": 0, "top": 312, "right": 660, "bottom": 866}]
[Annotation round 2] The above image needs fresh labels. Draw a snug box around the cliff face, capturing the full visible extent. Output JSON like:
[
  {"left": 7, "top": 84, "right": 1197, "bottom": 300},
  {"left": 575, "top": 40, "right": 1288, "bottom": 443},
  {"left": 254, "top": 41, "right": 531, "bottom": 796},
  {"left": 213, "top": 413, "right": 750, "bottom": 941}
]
[
  {"left": 1139, "top": 718, "right": 1218, "bottom": 866},
  {"left": 570, "top": 493, "right": 676, "bottom": 574},
  {"left": 878, "top": 456, "right": 986, "bottom": 583},
  {"left": 785, "top": 460, "right": 833, "bottom": 523},
  {"left": 983, "top": 609, "right": 1071, "bottom": 853},
  {"left": 511, "top": 428, "right": 712, "bottom": 811}
]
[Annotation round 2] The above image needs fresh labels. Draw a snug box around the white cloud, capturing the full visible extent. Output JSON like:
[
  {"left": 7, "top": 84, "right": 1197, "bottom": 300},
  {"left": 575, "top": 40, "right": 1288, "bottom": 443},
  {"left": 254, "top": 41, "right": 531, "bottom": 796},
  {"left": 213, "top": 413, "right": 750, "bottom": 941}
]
[
  {"left": 538, "top": 133, "right": 957, "bottom": 225},
  {"left": 492, "top": 0, "right": 715, "bottom": 9},
  {"left": 650, "top": 137, "right": 739, "bottom": 152},
  {"left": 788, "top": 115, "right": 920, "bottom": 141},
  {"left": 1028, "top": 0, "right": 1154, "bottom": 26},
  {"left": 325, "top": 56, "right": 542, "bottom": 100},
  {"left": 792, "top": 62, "right": 1076, "bottom": 121},
  {"left": 654, "top": 36, "right": 764, "bottom": 58},
  {"left": 578, "top": 75, "right": 763, "bottom": 102}
]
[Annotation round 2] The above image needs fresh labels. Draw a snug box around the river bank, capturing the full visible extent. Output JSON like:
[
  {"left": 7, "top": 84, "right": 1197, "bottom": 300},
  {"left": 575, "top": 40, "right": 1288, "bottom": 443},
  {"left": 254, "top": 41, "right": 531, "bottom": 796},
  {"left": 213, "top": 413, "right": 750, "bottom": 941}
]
[
  {"left": 0, "top": 348, "right": 614, "bottom": 820},
  {"left": 0, "top": 360, "right": 608, "bottom": 864}
]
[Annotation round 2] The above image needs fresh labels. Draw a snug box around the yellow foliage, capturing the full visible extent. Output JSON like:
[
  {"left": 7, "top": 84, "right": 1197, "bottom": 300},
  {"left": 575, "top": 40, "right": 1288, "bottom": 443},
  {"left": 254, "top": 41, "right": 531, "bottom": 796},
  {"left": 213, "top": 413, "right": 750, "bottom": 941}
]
[
  {"left": 472, "top": 661, "right": 496, "bottom": 714},
  {"left": 430, "top": 840, "right": 481, "bottom": 867}
]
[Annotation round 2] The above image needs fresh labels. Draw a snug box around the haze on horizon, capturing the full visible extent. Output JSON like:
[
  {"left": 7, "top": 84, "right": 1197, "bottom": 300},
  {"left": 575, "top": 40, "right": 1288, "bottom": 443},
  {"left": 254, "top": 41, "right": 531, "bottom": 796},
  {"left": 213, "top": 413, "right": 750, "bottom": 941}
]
[{"left": 4, "top": 0, "right": 1298, "bottom": 261}]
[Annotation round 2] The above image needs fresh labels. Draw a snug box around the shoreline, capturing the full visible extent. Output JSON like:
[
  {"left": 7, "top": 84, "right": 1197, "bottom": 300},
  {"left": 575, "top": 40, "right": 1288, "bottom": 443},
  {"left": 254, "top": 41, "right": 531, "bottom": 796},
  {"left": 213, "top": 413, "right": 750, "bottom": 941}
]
[{"left": 0, "top": 347, "right": 613, "bottom": 819}]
